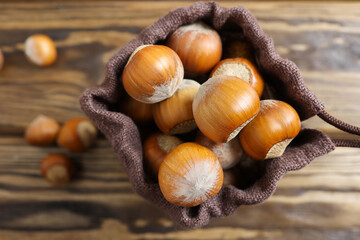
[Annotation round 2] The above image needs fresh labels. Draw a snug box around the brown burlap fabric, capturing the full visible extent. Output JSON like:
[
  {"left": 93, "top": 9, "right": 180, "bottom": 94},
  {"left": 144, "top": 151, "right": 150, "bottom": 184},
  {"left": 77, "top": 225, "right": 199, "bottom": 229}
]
[{"left": 80, "top": 2, "right": 338, "bottom": 228}]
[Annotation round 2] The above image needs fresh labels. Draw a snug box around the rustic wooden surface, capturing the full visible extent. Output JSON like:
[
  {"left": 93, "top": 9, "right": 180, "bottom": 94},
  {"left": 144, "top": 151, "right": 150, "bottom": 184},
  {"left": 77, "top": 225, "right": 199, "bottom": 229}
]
[{"left": 0, "top": 1, "right": 360, "bottom": 239}]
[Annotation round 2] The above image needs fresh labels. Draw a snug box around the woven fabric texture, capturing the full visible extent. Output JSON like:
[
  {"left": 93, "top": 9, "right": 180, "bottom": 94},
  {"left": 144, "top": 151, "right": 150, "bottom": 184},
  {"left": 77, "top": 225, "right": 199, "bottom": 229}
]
[{"left": 80, "top": 2, "right": 336, "bottom": 228}]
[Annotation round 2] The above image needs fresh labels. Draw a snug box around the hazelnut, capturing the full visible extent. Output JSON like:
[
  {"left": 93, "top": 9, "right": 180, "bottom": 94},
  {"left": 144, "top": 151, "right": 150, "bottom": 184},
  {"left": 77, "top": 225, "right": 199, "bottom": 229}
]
[
  {"left": 24, "top": 34, "right": 57, "bottom": 67},
  {"left": 25, "top": 115, "right": 60, "bottom": 146},
  {"left": 120, "top": 94, "right": 153, "bottom": 124},
  {"left": 223, "top": 40, "right": 255, "bottom": 62},
  {"left": 57, "top": 118, "right": 98, "bottom": 152},
  {"left": 239, "top": 100, "right": 301, "bottom": 160},
  {"left": 41, "top": 154, "right": 75, "bottom": 186},
  {"left": 152, "top": 79, "right": 200, "bottom": 134},
  {"left": 195, "top": 131, "right": 242, "bottom": 169},
  {"left": 166, "top": 22, "right": 222, "bottom": 76},
  {"left": 193, "top": 75, "right": 260, "bottom": 143},
  {"left": 210, "top": 58, "right": 264, "bottom": 97},
  {"left": 144, "top": 133, "right": 183, "bottom": 176},
  {"left": 122, "top": 45, "right": 184, "bottom": 104},
  {"left": 158, "top": 142, "right": 223, "bottom": 207}
]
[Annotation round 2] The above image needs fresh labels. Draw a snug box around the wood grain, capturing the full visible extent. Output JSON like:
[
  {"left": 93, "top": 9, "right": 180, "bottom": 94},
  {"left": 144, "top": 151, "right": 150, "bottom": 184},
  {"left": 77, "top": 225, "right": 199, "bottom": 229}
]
[
  {"left": 0, "top": 136, "right": 359, "bottom": 239},
  {"left": 0, "top": 1, "right": 360, "bottom": 133},
  {"left": 0, "top": 1, "right": 360, "bottom": 239}
]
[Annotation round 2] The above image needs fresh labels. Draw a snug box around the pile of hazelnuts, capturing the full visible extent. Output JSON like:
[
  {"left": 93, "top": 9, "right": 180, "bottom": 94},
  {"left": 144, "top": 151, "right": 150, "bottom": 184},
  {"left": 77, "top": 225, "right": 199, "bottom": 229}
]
[
  {"left": 1, "top": 34, "right": 98, "bottom": 187},
  {"left": 1, "top": 34, "right": 99, "bottom": 187},
  {"left": 120, "top": 22, "right": 301, "bottom": 208},
  {"left": 25, "top": 115, "right": 98, "bottom": 187}
]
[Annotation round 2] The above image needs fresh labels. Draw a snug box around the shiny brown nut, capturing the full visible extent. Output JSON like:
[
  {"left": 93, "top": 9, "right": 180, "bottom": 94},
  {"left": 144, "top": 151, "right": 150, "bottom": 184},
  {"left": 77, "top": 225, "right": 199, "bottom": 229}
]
[
  {"left": 210, "top": 58, "right": 264, "bottom": 97},
  {"left": 239, "top": 100, "right": 301, "bottom": 160},
  {"left": 166, "top": 22, "right": 222, "bottom": 76},
  {"left": 152, "top": 79, "right": 200, "bottom": 134},
  {"left": 41, "top": 154, "right": 75, "bottom": 187},
  {"left": 223, "top": 40, "right": 255, "bottom": 63},
  {"left": 158, "top": 143, "right": 223, "bottom": 207},
  {"left": 144, "top": 132, "right": 183, "bottom": 176},
  {"left": 57, "top": 118, "right": 98, "bottom": 152},
  {"left": 120, "top": 94, "right": 153, "bottom": 124},
  {"left": 24, "top": 34, "right": 57, "bottom": 67},
  {"left": 25, "top": 115, "right": 60, "bottom": 146},
  {"left": 193, "top": 75, "right": 260, "bottom": 143},
  {"left": 122, "top": 45, "right": 183, "bottom": 104},
  {"left": 195, "top": 131, "right": 243, "bottom": 170}
]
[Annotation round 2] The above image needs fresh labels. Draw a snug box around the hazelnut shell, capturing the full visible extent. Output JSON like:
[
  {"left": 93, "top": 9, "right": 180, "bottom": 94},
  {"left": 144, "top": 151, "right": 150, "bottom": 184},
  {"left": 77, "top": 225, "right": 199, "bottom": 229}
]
[
  {"left": 166, "top": 22, "right": 222, "bottom": 76},
  {"left": 144, "top": 133, "right": 183, "bottom": 176},
  {"left": 210, "top": 58, "right": 264, "bottom": 97},
  {"left": 158, "top": 142, "right": 223, "bottom": 207},
  {"left": 41, "top": 154, "right": 75, "bottom": 187},
  {"left": 122, "top": 45, "right": 184, "bottom": 104},
  {"left": 152, "top": 79, "right": 200, "bottom": 134},
  {"left": 24, "top": 34, "right": 57, "bottom": 67},
  {"left": 193, "top": 75, "right": 260, "bottom": 143},
  {"left": 57, "top": 118, "right": 97, "bottom": 152},
  {"left": 25, "top": 115, "right": 60, "bottom": 146},
  {"left": 239, "top": 100, "right": 301, "bottom": 160}
]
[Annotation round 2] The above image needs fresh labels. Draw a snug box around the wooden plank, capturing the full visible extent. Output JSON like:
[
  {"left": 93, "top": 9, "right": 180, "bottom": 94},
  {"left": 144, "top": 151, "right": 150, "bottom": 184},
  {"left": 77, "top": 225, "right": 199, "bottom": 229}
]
[
  {"left": 0, "top": 135, "right": 359, "bottom": 239},
  {"left": 0, "top": 1, "right": 360, "bottom": 239},
  {"left": 0, "top": 1, "right": 360, "bottom": 133}
]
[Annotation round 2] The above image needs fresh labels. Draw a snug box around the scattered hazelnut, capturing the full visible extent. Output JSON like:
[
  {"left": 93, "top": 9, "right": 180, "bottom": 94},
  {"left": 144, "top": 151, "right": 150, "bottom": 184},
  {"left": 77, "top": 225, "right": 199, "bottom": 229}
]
[
  {"left": 144, "top": 133, "right": 183, "bottom": 176},
  {"left": 210, "top": 58, "right": 264, "bottom": 97},
  {"left": 193, "top": 75, "right": 260, "bottom": 143},
  {"left": 122, "top": 45, "right": 184, "bottom": 104},
  {"left": 166, "top": 21, "right": 222, "bottom": 76},
  {"left": 25, "top": 115, "right": 60, "bottom": 146},
  {"left": 24, "top": 34, "right": 57, "bottom": 67},
  {"left": 57, "top": 118, "right": 98, "bottom": 152},
  {"left": 195, "top": 131, "right": 242, "bottom": 169},
  {"left": 158, "top": 142, "right": 223, "bottom": 207},
  {"left": 41, "top": 154, "right": 75, "bottom": 186},
  {"left": 239, "top": 100, "right": 301, "bottom": 160},
  {"left": 152, "top": 79, "right": 200, "bottom": 135}
]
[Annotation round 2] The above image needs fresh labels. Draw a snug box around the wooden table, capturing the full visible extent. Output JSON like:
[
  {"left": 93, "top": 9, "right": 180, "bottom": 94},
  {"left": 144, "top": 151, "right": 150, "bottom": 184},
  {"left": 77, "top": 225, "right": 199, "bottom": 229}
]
[{"left": 1, "top": 1, "right": 360, "bottom": 239}]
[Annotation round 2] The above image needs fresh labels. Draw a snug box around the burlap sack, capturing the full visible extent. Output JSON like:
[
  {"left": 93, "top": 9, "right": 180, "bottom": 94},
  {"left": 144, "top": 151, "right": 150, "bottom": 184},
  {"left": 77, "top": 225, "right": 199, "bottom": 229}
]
[{"left": 80, "top": 1, "right": 360, "bottom": 228}]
